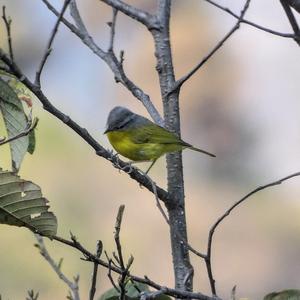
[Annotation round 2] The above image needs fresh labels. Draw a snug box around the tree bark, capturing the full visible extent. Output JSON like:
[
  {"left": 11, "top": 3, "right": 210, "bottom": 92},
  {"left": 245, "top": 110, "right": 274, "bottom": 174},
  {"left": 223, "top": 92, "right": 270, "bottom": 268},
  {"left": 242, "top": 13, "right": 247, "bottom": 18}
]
[{"left": 151, "top": 0, "right": 194, "bottom": 292}]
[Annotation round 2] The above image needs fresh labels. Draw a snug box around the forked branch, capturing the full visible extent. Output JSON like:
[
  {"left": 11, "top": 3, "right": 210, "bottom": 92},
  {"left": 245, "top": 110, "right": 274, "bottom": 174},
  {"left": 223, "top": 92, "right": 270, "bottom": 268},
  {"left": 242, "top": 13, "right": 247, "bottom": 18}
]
[{"left": 168, "top": 0, "right": 252, "bottom": 96}]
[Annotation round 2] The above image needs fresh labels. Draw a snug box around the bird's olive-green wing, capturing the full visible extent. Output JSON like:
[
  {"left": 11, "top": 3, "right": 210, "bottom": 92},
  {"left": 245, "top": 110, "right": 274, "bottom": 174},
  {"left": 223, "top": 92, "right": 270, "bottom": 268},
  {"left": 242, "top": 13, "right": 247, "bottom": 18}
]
[{"left": 130, "top": 123, "right": 189, "bottom": 146}]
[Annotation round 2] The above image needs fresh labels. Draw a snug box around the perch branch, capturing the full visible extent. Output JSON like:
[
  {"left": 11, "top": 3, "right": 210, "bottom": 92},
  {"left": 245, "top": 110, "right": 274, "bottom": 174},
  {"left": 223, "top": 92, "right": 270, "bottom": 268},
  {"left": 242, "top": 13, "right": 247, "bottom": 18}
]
[{"left": 0, "top": 49, "right": 170, "bottom": 204}]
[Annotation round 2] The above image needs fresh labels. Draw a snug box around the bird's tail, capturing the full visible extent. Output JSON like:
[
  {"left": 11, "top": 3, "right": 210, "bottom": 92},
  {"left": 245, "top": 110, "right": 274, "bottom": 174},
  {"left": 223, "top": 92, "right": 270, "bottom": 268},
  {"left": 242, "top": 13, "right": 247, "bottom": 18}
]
[{"left": 189, "top": 146, "right": 216, "bottom": 157}]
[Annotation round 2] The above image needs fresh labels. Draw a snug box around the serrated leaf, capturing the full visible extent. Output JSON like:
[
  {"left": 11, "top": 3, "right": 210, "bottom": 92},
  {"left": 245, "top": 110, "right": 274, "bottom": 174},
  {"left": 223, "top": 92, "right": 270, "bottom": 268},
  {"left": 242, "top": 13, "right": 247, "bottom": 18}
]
[
  {"left": 264, "top": 289, "right": 300, "bottom": 300},
  {"left": 99, "top": 282, "right": 150, "bottom": 300},
  {"left": 0, "top": 169, "right": 57, "bottom": 237},
  {"left": 0, "top": 78, "right": 32, "bottom": 171}
]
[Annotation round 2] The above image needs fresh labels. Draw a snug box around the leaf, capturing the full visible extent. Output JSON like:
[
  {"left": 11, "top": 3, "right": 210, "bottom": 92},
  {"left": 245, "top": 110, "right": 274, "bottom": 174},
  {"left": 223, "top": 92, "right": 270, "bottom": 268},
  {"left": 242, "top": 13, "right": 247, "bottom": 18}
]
[
  {"left": 0, "top": 169, "right": 57, "bottom": 237},
  {"left": 263, "top": 289, "right": 300, "bottom": 300},
  {"left": 0, "top": 78, "right": 34, "bottom": 171}
]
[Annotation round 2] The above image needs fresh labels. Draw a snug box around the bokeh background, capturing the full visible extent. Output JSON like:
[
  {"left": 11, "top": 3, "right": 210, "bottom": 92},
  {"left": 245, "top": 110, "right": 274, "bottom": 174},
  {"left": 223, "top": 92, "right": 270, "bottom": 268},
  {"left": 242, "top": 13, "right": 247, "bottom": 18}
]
[{"left": 0, "top": 0, "right": 300, "bottom": 299}]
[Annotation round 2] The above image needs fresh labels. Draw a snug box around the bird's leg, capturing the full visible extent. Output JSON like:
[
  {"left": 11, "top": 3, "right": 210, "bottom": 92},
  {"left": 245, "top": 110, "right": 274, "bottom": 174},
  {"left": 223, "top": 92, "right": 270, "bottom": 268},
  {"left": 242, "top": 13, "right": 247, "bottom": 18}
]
[{"left": 145, "top": 159, "right": 157, "bottom": 175}]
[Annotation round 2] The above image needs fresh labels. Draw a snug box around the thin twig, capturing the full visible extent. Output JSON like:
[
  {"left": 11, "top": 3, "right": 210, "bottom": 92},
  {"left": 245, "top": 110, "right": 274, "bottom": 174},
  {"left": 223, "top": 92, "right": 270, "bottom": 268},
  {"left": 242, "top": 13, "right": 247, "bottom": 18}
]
[
  {"left": 202, "top": 0, "right": 296, "bottom": 39},
  {"left": 168, "top": 0, "right": 251, "bottom": 96},
  {"left": 49, "top": 235, "right": 217, "bottom": 300},
  {"left": 108, "top": 8, "right": 118, "bottom": 52},
  {"left": 69, "top": 0, "right": 89, "bottom": 35},
  {"left": 205, "top": 171, "right": 300, "bottom": 296},
  {"left": 2, "top": 6, "right": 14, "bottom": 61},
  {"left": 114, "top": 205, "right": 127, "bottom": 300},
  {"left": 284, "top": 0, "right": 300, "bottom": 13},
  {"left": 139, "top": 169, "right": 207, "bottom": 259},
  {"left": 99, "top": 0, "right": 160, "bottom": 30},
  {"left": 26, "top": 290, "right": 39, "bottom": 300},
  {"left": 35, "top": 0, "right": 72, "bottom": 87},
  {"left": 89, "top": 240, "right": 103, "bottom": 300},
  {"left": 35, "top": 235, "right": 80, "bottom": 300},
  {"left": 0, "top": 117, "right": 38, "bottom": 146},
  {"left": 280, "top": 0, "right": 300, "bottom": 45}
]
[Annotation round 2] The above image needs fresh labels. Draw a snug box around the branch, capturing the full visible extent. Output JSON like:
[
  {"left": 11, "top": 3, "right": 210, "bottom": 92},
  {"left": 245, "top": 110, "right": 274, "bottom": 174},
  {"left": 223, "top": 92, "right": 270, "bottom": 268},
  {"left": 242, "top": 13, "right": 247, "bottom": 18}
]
[
  {"left": 89, "top": 240, "right": 103, "bottom": 300},
  {"left": 108, "top": 8, "right": 118, "bottom": 52},
  {"left": 280, "top": 0, "right": 300, "bottom": 45},
  {"left": 99, "top": 0, "right": 160, "bottom": 30},
  {"left": 141, "top": 170, "right": 207, "bottom": 259},
  {"left": 35, "top": 0, "right": 72, "bottom": 87},
  {"left": 41, "top": 0, "right": 164, "bottom": 126},
  {"left": 284, "top": 0, "right": 300, "bottom": 13},
  {"left": 113, "top": 205, "right": 128, "bottom": 300},
  {"left": 0, "top": 117, "right": 38, "bottom": 146},
  {"left": 203, "top": 0, "right": 296, "bottom": 39},
  {"left": 35, "top": 235, "right": 80, "bottom": 300},
  {"left": 168, "top": 0, "right": 252, "bottom": 96},
  {"left": 49, "top": 234, "right": 218, "bottom": 300},
  {"left": 205, "top": 171, "right": 300, "bottom": 295},
  {"left": 0, "top": 49, "right": 170, "bottom": 204},
  {"left": 2, "top": 6, "right": 14, "bottom": 61}
]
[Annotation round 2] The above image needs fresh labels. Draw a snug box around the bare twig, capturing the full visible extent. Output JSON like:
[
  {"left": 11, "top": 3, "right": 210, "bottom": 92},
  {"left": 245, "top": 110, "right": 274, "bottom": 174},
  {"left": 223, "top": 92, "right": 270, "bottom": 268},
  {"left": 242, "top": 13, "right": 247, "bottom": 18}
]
[
  {"left": 205, "top": 171, "right": 300, "bottom": 295},
  {"left": 35, "top": 0, "right": 71, "bottom": 87},
  {"left": 49, "top": 235, "right": 217, "bottom": 300},
  {"left": 280, "top": 0, "right": 300, "bottom": 45},
  {"left": 168, "top": 0, "right": 252, "bottom": 96},
  {"left": 0, "top": 117, "right": 38, "bottom": 146},
  {"left": 108, "top": 8, "right": 118, "bottom": 52},
  {"left": 114, "top": 205, "right": 127, "bottom": 300},
  {"left": 26, "top": 290, "right": 39, "bottom": 300},
  {"left": 35, "top": 235, "right": 80, "bottom": 300},
  {"left": 41, "top": 0, "right": 164, "bottom": 126},
  {"left": 108, "top": 258, "right": 121, "bottom": 292},
  {"left": 2, "top": 6, "right": 14, "bottom": 61},
  {"left": 69, "top": 0, "right": 89, "bottom": 35},
  {"left": 89, "top": 240, "right": 103, "bottom": 300},
  {"left": 284, "top": 0, "right": 300, "bottom": 13},
  {"left": 203, "top": 0, "right": 296, "bottom": 39},
  {"left": 99, "top": 0, "right": 160, "bottom": 30}
]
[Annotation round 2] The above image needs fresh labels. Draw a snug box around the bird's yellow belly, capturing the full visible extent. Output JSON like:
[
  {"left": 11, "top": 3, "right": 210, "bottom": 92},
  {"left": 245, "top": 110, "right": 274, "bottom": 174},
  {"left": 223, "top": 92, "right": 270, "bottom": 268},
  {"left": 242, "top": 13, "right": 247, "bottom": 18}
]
[{"left": 107, "top": 131, "right": 178, "bottom": 161}]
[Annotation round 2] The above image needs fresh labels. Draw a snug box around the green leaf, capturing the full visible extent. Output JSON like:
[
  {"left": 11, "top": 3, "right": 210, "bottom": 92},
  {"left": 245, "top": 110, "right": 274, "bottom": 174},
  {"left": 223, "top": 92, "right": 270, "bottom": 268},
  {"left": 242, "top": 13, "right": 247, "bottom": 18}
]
[
  {"left": 264, "top": 289, "right": 300, "bottom": 300},
  {"left": 0, "top": 78, "right": 34, "bottom": 171},
  {"left": 99, "top": 282, "right": 150, "bottom": 300},
  {"left": 0, "top": 169, "right": 57, "bottom": 237}
]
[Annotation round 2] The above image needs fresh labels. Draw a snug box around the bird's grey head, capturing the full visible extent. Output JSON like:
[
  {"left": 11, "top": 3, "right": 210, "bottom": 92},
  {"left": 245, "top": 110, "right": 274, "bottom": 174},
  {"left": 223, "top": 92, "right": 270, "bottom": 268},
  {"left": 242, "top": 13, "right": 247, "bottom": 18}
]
[{"left": 104, "top": 106, "right": 136, "bottom": 133}]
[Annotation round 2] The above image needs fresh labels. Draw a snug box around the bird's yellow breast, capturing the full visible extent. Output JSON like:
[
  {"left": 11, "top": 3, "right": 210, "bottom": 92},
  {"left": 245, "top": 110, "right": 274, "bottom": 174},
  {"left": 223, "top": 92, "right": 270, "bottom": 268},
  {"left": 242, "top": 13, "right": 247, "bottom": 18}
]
[{"left": 106, "top": 130, "right": 180, "bottom": 161}]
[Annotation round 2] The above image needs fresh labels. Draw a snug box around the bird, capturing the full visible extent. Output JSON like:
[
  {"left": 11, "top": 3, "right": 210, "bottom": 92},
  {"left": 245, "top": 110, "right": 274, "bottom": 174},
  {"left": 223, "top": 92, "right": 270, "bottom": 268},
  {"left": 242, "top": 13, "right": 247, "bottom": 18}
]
[{"left": 104, "top": 106, "right": 215, "bottom": 174}]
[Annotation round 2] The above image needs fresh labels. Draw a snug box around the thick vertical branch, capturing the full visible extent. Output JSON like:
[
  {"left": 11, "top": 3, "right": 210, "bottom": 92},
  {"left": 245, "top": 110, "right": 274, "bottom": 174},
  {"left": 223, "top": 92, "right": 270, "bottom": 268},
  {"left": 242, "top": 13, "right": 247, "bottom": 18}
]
[{"left": 151, "top": 0, "right": 193, "bottom": 292}]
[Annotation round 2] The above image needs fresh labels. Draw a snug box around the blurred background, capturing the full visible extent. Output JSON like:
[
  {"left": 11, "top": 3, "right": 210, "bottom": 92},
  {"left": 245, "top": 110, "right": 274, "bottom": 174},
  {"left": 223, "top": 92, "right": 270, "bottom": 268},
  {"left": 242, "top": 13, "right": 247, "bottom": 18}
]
[{"left": 0, "top": 0, "right": 300, "bottom": 299}]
